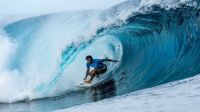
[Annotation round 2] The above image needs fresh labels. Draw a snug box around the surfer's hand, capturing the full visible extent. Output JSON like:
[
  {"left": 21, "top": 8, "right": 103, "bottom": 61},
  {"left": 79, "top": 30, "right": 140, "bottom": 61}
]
[{"left": 83, "top": 78, "right": 87, "bottom": 80}]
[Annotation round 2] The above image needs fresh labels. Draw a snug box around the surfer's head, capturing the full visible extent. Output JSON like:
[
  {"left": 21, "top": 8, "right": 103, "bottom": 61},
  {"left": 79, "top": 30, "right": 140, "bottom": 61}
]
[{"left": 86, "top": 55, "right": 93, "bottom": 64}]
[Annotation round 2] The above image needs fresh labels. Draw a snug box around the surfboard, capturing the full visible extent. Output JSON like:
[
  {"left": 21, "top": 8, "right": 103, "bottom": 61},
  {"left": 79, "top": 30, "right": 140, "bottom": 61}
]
[
  {"left": 76, "top": 82, "right": 91, "bottom": 89},
  {"left": 76, "top": 74, "right": 110, "bottom": 90}
]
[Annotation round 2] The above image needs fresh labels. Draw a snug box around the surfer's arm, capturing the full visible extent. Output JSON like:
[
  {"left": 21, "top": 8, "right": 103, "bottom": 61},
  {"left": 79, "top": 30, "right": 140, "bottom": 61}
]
[
  {"left": 101, "top": 59, "right": 119, "bottom": 63},
  {"left": 84, "top": 69, "right": 90, "bottom": 80}
]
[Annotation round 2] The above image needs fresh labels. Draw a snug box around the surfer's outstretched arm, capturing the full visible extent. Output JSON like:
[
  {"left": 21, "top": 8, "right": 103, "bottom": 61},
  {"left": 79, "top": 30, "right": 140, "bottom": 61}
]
[
  {"left": 101, "top": 59, "right": 119, "bottom": 63},
  {"left": 84, "top": 69, "right": 90, "bottom": 80}
]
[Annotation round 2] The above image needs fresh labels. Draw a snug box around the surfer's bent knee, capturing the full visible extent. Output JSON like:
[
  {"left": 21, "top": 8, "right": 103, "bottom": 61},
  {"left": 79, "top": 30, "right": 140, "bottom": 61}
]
[
  {"left": 89, "top": 70, "right": 96, "bottom": 76},
  {"left": 95, "top": 66, "right": 107, "bottom": 75},
  {"left": 89, "top": 66, "right": 107, "bottom": 76}
]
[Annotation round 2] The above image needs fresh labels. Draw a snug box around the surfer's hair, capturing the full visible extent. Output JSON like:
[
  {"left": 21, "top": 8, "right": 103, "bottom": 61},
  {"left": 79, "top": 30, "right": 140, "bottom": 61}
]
[{"left": 86, "top": 55, "right": 92, "bottom": 60}]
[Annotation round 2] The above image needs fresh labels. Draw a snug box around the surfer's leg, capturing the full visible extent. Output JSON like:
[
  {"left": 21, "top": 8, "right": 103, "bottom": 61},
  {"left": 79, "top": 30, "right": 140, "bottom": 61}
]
[
  {"left": 84, "top": 70, "right": 97, "bottom": 83},
  {"left": 95, "top": 66, "right": 107, "bottom": 76},
  {"left": 85, "top": 66, "right": 107, "bottom": 84},
  {"left": 89, "top": 70, "right": 96, "bottom": 76},
  {"left": 89, "top": 74, "right": 96, "bottom": 82},
  {"left": 90, "top": 67, "right": 107, "bottom": 80}
]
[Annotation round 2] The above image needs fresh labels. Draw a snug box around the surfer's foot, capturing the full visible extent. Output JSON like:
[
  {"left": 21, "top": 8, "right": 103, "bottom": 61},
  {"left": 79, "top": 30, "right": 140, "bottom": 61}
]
[{"left": 84, "top": 80, "right": 92, "bottom": 84}]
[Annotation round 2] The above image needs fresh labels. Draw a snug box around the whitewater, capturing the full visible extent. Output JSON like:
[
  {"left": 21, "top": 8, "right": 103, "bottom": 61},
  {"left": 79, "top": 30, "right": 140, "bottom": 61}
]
[{"left": 0, "top": 0, "right": 200, "bottom": 111}]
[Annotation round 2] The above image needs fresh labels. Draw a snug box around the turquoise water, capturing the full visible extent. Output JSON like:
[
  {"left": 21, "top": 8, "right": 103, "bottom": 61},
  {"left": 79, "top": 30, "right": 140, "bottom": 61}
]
[{"left": 0, "top": 0, "right": 200, "bottom": 111}]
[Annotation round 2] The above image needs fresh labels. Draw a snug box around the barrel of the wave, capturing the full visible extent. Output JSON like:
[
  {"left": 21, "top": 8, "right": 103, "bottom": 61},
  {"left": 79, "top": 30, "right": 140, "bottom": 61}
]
[{"left": 103, "top": 4, "right": 200, "bottom": 95}]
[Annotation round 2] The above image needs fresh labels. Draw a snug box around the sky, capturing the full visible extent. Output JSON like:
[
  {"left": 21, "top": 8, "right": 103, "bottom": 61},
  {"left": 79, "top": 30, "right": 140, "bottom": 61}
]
[{"left": 0, "top": 0, "right": 125, "bottom": 16}]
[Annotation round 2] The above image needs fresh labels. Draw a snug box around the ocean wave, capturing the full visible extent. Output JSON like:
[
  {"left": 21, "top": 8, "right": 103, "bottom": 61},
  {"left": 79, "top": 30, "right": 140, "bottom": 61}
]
[{"left": 0, "top": 0, "right": 199, "bottom": 103}]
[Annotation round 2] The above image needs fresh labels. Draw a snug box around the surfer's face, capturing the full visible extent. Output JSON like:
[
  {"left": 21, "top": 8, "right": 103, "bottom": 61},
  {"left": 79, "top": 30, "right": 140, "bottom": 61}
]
[{"left": 86, "top": 58, "right": 93, "bottom": 64}]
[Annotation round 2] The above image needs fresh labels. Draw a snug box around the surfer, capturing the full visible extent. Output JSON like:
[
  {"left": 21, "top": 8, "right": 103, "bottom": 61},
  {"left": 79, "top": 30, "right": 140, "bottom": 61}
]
[{"left": 84, "top": 55, "right": 119, "bottom": 84}]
